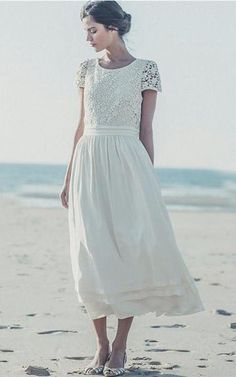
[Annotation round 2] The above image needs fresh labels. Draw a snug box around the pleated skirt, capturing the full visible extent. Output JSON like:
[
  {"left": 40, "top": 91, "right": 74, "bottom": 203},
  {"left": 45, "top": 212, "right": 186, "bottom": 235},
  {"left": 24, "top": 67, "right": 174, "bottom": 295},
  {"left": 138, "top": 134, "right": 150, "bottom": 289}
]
[{"left": 68, "top": 126, "right": 205, "bottom": 320}]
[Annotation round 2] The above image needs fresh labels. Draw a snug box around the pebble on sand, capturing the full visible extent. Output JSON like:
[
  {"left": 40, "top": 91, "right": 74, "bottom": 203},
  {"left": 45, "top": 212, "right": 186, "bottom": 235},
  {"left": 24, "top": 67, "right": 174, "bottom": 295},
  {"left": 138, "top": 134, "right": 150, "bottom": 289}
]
[{"left": 25, "top": 365, "right": 50, "bottom": 376}]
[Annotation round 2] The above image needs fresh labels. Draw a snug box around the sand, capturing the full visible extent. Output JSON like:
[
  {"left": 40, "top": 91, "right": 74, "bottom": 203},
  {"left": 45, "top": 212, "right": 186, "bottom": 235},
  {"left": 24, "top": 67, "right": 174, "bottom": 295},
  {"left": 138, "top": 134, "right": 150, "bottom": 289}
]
[{"left": 1, "top": 196, "right": 236, "bottom": 376}]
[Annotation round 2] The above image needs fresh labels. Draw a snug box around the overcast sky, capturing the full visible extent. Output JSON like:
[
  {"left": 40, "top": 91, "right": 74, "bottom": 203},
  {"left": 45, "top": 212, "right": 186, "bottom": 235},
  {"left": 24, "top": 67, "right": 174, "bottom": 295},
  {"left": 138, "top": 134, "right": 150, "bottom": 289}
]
[{"left": 1, "top": 1, "right": 236, "bottom": 172}]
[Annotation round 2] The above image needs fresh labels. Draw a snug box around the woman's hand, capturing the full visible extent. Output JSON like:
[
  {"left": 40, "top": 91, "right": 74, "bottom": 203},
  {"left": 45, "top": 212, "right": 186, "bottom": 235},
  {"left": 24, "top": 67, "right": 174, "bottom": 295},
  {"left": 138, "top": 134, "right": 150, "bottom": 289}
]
[{"left": 60, "top": 183, "right": 70, "bottom": 209}]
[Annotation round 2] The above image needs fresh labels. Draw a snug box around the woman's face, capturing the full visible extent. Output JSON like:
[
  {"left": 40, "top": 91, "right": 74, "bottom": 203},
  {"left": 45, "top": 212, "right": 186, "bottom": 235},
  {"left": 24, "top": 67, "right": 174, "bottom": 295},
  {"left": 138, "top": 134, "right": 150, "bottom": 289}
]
[{"left": 82, "top": 15, "right": 115, "bottom": 52}]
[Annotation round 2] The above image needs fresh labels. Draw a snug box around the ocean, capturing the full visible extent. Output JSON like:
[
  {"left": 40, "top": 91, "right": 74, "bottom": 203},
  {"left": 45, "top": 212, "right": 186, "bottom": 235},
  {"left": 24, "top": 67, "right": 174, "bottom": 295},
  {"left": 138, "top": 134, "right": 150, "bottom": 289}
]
[{"left": 0, "top": 162, "right": 235, "bottom": 212}]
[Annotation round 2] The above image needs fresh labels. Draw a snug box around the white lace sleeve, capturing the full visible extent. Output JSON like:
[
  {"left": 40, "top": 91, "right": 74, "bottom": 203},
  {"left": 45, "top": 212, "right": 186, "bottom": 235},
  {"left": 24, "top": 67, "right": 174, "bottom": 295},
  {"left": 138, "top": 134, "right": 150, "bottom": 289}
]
[
  {"left": 141, "top": 60, "right": 162, "bottom": 92},
  {"left": 76, "top": 59, "right": 88, "bottom": 88}
]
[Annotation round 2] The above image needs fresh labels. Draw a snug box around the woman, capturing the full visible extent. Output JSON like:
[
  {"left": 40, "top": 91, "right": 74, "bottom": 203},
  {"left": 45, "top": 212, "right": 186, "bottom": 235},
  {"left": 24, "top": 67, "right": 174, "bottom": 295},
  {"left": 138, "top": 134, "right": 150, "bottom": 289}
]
[{"left": 60, "top": 1, "right": 205, "bottom": 376}]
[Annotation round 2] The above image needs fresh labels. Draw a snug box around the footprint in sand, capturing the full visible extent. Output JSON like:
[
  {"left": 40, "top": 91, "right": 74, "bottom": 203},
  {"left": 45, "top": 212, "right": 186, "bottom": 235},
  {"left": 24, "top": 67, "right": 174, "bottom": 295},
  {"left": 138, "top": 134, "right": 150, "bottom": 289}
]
[
  {"left": 144, "top": 340, "right": 159, "bottom": 347},
  {"left": 0, "top": 324, "right": 23, "bottom": 330},
  {"left": 37, "top": 329, "right": 78, "bottom": 335},
  {"left": 145, "top": 347, "right": 190, "bottom": 353},
  {"left": 162, "top": 363, "right": 181, "bottom": 370},
  {"left": 25, "top": 313, "right": 37, "bottom": 317},
  {"left": 216, "top": 309, "right": 233, "bottom": 316},
  {"left": 148, "top": 361, "right": 161, "bottom": 366},
  {"left": 132, "top": 356, "right": 152, "bottom": 361},
  {"left": 136, "top": 361, "right": 180, "bottom": 371},
  {"left": 64, "top": 356, "right": 88, "bottom": 360},
  {"left": 150, "top": 324, "right": 186, "bottom": 328},
  {"left": 126, "top": 365, "right": 160, "bottom": 375},
  {"left": 0, "top": 349, "right": 14, "bottom": 353}
]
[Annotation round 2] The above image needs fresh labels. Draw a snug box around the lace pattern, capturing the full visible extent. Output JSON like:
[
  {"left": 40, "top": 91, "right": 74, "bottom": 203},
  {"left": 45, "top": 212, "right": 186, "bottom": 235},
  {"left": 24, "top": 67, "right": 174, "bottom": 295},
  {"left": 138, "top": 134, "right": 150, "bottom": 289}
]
[
  {"left": 75, "top": 58, "right": 162, "bottom": 129},
  {"left": 76, "top": 59, "right": 89, "bottom": 88},
  {"left": 141, "top": 60, "right": 162, "bottom": 92}
]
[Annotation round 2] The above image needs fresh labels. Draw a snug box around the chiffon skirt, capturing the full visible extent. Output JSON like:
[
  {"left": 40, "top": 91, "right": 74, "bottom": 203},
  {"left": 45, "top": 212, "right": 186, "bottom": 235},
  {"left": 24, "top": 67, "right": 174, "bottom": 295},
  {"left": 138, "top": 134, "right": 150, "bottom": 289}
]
[{"left": 68, "top": 126, "right": 205, "bottom": 320}]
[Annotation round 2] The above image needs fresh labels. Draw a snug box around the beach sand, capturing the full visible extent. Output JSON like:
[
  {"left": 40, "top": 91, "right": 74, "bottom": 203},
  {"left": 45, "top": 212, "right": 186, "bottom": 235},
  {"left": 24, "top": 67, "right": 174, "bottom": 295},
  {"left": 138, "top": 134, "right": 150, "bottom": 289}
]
[{"left": 1, "top": 196, "right": 236, "bottom": 376}]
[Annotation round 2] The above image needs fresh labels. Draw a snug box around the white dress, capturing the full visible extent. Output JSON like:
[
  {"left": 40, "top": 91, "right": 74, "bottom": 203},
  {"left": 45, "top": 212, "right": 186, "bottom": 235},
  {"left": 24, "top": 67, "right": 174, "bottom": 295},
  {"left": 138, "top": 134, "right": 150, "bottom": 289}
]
[{"left": 68, "top": 57, "right": 205, "bottom": 320}]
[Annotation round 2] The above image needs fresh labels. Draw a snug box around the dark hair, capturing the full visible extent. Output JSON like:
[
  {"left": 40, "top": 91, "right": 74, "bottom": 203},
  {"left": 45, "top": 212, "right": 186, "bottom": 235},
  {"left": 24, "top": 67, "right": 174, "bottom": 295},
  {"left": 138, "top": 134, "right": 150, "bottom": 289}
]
[{"left": 80, "top": 0, "right": 132, "bottom": 41}]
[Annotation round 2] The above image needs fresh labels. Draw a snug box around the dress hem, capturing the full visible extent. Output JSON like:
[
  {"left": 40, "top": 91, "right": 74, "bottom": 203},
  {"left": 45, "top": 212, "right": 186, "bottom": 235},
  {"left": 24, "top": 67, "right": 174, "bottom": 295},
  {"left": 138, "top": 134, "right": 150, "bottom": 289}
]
[{"left": 80, "top": 300, "right": 205, "bottom": 320}]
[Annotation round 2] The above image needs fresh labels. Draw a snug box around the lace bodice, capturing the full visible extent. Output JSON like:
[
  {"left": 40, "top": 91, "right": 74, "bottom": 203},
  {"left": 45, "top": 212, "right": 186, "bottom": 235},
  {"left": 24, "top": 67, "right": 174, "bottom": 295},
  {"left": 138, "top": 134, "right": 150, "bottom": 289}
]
[{"left": 75, "top": 58, "right": 162, "bottom": 130}]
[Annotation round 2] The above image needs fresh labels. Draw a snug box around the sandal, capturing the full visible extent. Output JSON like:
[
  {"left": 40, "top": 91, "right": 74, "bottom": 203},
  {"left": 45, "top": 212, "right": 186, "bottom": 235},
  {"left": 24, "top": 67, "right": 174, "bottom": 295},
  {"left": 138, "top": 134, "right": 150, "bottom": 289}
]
[
  {"left": 83, "top": 351, "right": 112, "bottom": 375},
  {"left": 103, "top": 350, "right": 127, "bottom": 376},
  {"left": 83, "top": 365, "right": 105, "bottom": 375}
]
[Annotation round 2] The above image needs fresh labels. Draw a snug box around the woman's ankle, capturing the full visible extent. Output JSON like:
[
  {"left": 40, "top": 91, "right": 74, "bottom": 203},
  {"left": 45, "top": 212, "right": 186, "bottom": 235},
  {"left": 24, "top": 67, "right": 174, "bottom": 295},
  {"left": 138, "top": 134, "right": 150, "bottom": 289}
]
[
  {"left": 96, "top": 339, "right": 110, "bottom": 349},
  {"left": 111, "top": 341, "right": 126, "bottom": 352}
]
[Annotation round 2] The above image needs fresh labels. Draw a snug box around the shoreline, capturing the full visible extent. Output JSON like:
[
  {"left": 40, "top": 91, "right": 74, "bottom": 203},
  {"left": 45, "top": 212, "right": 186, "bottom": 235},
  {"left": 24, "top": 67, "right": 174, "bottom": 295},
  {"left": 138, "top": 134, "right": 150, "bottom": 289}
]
[{"left": 2, "top": 192, "right": 235, "bottom": 214}]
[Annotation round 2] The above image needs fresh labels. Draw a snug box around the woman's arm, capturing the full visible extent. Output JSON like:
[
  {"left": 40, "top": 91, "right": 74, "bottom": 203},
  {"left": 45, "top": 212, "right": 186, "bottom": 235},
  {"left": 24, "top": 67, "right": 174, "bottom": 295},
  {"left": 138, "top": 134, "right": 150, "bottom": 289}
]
[
  {"left": 63, "top": 87, "right": 85, "bottom": 186},
  {"left": 139, "top": 90, "right": 158, "bottom": 165}
]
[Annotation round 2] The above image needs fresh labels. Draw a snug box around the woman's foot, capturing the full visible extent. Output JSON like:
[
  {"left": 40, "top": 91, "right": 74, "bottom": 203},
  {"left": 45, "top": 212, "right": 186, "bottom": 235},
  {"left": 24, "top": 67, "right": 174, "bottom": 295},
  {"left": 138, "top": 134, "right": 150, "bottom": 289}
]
[
  {"left": 83, "top": 343, "right": 110, "bottom": 375},
  {"left": 103, "top": 347, "right": 127, "bottom": 376}
]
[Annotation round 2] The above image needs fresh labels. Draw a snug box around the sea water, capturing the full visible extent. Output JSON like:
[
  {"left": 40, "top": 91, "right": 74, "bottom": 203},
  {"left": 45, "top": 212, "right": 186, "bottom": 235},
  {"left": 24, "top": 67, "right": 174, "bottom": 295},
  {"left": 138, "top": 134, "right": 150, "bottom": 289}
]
[{"left": 0, "top": 163, "right": 235, "bottom": 212}]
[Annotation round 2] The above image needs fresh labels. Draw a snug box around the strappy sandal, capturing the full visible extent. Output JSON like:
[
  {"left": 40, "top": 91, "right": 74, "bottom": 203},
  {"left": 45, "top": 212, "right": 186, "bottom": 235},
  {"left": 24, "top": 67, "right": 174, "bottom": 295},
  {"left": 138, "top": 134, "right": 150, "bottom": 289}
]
[
  {"left": 83, "top": 365, "right": 105, "bottom": 375},
  {"left": 83, "top": 351, "right": 112, "bottom": 375},
  {"left": 103, "top": 350, "right": 127, "bottom": 376}
]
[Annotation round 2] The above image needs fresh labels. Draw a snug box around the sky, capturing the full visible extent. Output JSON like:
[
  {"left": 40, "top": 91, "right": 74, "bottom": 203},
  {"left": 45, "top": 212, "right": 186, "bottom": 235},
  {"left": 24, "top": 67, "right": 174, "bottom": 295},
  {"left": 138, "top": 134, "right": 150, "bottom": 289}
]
[{"left": 0, "top": 1, "right": 236, "bottom": 172}]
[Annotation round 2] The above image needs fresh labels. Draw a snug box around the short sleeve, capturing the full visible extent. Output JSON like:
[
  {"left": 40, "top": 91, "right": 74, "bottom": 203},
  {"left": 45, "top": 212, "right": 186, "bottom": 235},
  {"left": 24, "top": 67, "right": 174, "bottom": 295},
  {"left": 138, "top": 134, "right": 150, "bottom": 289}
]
[
  {"left": 141, "top": 60, "right": 162, "bottom": 92},
  {"left": 76, "top": 59, "right": 89, "bottom": 88}
]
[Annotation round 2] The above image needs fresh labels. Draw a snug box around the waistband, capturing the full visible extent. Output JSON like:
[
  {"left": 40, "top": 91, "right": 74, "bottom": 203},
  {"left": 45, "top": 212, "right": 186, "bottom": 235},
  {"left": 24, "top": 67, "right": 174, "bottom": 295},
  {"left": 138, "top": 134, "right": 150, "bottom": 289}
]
[{"left": 83, "top": 126, "right": 139, "bottom": 137}]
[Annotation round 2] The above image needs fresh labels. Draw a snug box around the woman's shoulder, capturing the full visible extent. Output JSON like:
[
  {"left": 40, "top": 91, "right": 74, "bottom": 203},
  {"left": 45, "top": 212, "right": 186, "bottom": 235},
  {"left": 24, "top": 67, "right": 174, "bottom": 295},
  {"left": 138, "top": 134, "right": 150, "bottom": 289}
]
[
  {"left": 76, "top": 58, "right": 94, "bottom": 77},
  {"left": 139, "top": 58, "right": 160, "bottom": 69},
  {"left": 140, "top": 58, "right": 162, "bottom": 93},
  {"left": 76, "top": 59, "right": 92, "bottom": 88},
  {"left": 77, "top": 58, "right": 91, "bottom": 69}
]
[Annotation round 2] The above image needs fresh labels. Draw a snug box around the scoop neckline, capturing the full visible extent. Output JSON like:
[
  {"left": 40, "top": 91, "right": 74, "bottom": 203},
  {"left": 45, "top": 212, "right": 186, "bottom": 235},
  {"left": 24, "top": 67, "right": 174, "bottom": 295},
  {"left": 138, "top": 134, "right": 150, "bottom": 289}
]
[{"left": 96, "top": 57, "right": 138, "bottom": 71}]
